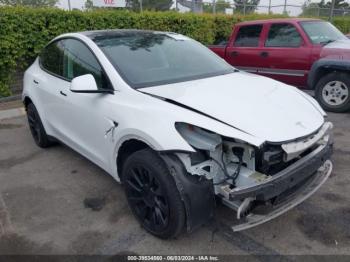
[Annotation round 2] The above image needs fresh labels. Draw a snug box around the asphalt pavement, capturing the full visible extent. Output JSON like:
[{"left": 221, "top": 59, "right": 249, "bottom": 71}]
[{"left": 0, "top": 109, "right": 349, "bottom": 257}]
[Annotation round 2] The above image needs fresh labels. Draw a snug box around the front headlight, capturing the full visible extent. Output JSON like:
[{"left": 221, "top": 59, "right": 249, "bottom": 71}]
[
  {"left": 281, "top": 122, "right": 333, "bottom": 161},
  {"left": 175, "top": 122, "right": 222, "bottom": 152}
]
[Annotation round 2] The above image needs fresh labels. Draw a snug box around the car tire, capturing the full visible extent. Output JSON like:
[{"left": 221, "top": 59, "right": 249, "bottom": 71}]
[
  {"left": 27, "top": 103, "right": 53, "bottom": 148},
  {"left": 122, "top": 148, "right": 186, "bottom": 239},
  {"left": 315, "top": 72, "right": 350, "bottom": 113}
]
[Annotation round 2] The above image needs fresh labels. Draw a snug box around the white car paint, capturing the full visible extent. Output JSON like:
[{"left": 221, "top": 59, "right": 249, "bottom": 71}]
[
  {"left": 323, "top": 39, "right": 350, "bottom": 50},
  {"left": 142, "top": 71, "right": 325, "bottom": 143},
  {"left": 22, "top": 31, "right": 333, "bottom": 234},
  {"left": 22, "top": 32, "right": 327, "bottom": 180}
]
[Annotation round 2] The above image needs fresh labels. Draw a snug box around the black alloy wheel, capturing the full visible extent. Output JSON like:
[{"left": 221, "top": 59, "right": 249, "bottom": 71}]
[
  {"left": 122, "top": 149, "right": 186, "bottom": 239},
  {"left": 126, "top": 165, "right": 169, "bottom": 231},
  {"left": 27, "top": 103, "right": 53, "bottom": 148}
]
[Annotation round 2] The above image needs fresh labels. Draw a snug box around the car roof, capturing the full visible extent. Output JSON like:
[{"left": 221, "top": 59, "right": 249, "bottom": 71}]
[
  {"left": 235, "top": 18, "right": 322, "bottom": 26},
  {"left": 79, "top": 29, "right": 169, "bottom": 41}
]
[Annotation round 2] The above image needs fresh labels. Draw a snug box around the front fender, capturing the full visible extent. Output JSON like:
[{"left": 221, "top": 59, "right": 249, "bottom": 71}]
[
  {"left": 160, "top": 153, "right": 215, "bottom": 232},
  {"left": 110, "top": 127, "right": 195, "bottom": 181},
  {"left": 308, "top": 59, "right": 350, "bottom": 88}
]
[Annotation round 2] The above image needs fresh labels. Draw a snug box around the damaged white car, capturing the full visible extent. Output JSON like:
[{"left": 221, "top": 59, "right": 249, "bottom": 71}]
[{"left": 23, "top": 30, "right": 333, "bottom": 239}]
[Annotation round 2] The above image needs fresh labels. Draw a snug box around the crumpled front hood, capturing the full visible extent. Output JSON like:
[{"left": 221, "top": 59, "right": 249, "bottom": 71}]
[{"left": 141, "top": 72, "right": 325, "bottom": 143}]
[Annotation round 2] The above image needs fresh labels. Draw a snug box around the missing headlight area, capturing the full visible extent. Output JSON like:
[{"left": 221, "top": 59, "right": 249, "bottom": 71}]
[{"left": 175, "top": 122, "right": 333, "bottom": 226}]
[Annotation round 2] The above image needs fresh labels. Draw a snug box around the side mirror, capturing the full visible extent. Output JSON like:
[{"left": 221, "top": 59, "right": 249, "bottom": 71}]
[{"left": 70, "top": 74, "right": 113, "bottom": 94}]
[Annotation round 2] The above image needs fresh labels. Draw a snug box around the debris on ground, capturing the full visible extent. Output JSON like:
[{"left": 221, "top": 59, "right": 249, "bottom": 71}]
[{"left": 84, "top": 197, "right": 106, "bottom": 211}]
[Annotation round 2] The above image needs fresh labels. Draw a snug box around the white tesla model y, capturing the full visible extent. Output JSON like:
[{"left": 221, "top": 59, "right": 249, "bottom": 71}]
[{"left": 23, "top": 30, "right": 333, "bottom": 239}]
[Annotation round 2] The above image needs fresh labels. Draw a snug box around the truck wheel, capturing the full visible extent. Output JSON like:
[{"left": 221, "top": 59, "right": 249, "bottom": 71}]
[
  {"left": 27, "top": 103, "right": 54, "bottom": 148},
  {"left": 122, "top": 149, "right": 186, "bottom": 239},
  {"left": 315, "top": 72, "right": 350, "bottom": 113}
]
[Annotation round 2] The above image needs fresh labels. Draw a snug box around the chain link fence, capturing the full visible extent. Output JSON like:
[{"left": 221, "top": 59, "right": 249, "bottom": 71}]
[
  {"left": 4, "top": 0, "right": 350, "bottom": 96},
  {"left": 60, "top": 0, "right": 350, "bottom": 19},
  {"left": 176, "top": 1, "right": 350, "bottom": 18}
]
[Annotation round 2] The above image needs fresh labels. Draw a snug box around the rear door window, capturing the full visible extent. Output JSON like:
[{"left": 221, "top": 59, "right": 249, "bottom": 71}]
[
  {"left": 265, "top": 23, "right": 302, "bottom": 47},
  {"left": 234, "top": 25, "right": 263, "bottom": 47}
]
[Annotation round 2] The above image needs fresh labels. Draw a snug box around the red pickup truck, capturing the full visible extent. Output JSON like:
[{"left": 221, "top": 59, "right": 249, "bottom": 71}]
[{"left": 209, "top": 18, "right": 350, "bottom": 113}]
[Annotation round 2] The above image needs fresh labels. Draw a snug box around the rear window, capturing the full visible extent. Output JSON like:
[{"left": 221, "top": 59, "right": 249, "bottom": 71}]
[{"left": 234, "top": 25, "right": 263, "bottom": 47}]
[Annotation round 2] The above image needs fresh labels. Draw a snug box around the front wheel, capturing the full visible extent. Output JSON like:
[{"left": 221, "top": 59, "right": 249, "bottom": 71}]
[
  {"left": 315, "top": 72, "right": 350, "bottom": 113},
  {"left": 122, "top": 149, "right": 186, "bottom": 239},
  {"left": 27, "top": 103, "right": 54, "bottom": 148}
]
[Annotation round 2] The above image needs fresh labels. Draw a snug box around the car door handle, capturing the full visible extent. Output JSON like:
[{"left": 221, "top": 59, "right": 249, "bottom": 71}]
[
  {"left": 230, "top": 51, "right": 239, "bottom": 57},
  {"left": 60, "top": 91, "right": 67, "bottom": 97},
  {"left": 33, "top": 79, "right": 39, "bottom": 84},
  {"left": 260, "top": 51, "right": 269, "bottom": 58}
]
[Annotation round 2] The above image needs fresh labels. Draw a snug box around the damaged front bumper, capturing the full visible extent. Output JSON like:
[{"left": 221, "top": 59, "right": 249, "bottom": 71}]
[
  {"left": 230, "top": 159, "right": 332, "bottom": 231},
  {"left": 228, "top": 138, "right": 333, "bottom": 202},
  {"left": 219, "top": 138, "right": 333, "bottom": 231},
  {"left": 172, "top": 121, "right": 333, "bottom": 233}
]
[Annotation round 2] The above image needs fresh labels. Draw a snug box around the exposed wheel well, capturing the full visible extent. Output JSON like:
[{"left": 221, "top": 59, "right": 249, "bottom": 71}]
[
  {"left": 313, "top": 67, "right": 349, "bottom": 88},
  {"left": 117, "top": 139, "right": 150, "bottom": 180},
  {"left": 23, "top": 96, "right": 33, "bottom": 110}
]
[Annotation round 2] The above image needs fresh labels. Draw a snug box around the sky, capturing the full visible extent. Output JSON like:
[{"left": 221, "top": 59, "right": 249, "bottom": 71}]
[{"left": 56, "top": 0, "right": 350, "bottom": 16}]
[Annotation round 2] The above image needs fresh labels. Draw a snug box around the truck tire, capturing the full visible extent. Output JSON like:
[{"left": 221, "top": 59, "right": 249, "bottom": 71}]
[
  {"left": 122, "top": 148, "right": 186, "bottom": 239},
  {"left": 27, "top": 103, "right": 54, "bottom": 148},
  {"left": 315, "top": 72, "right": 350, "bottom": 113}
]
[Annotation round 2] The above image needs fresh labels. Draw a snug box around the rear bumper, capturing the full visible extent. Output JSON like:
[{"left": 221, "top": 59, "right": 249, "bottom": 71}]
[
  {"left": 231, "top": 159, "right": 332, "bottom": 231},
  {"left": 229, "top": 141, "right": 333, "bottom": 201}
]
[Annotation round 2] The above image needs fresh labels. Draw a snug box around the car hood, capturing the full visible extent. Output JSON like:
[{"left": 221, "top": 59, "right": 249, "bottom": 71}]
[
  {"left": 141, "top": 72, "right": 325, "bottom": 143},
  {"left": 323, "top": 39, "right": 350, "bottom": 50},
  {"left": 320, "top": 39, "right": 350, "bottom": 60}
]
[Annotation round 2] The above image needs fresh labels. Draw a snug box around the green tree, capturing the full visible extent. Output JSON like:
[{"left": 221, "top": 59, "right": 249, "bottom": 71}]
[
  {"left": 301, "top": 1, "right": 321, "bottom": 16},
  {"left": 303, "top": 0, "right": 349, "bottom": 9},
  {"left": 301, "top": 0, "right": 349, "bottom": 16},
  {"left": 234, "top": 0, "right": 260, "bottom": 14},
  {"left": 203, "top": 0, "right": 231, "bottom": 14},
  {"left": 318, "top": 0, "right": 327, "bottom": 8},
  {"left": 85, "top": 0, "right": 93, "bottom": 10},
  {"left": 328, "top": 0, "right": 349, "bottom": 8},
  {"left": 126, "top": 0, "right": 173, "bottom": 11},
  {"left": 0, "top": 0, "right": 57, "bottom": 7}
]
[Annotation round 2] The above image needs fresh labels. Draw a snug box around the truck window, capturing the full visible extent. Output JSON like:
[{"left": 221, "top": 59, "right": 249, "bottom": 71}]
[
  {"left": 234, "top": 25, "right": 263, "bottom": 47},
  {"left": 265, "top": 23, "right": 302, "bottom": 48}
]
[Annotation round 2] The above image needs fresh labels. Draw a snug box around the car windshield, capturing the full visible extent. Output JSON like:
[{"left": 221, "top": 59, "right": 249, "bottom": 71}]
[
  {"left": 300, "top": 21, "right": 347, "bottom": 45},
  {"left": 93, "top": 32, "right": 235, "bottom": 88}
]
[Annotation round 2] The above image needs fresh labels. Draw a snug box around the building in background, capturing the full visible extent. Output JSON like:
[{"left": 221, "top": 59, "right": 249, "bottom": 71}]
[{"left": 92, "top": 0, "right": 126, "bottom": 8}]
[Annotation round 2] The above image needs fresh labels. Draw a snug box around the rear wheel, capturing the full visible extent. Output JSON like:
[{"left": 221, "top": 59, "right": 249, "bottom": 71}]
[
  {"left": 315, "top": 72, "right": 350, "bottom": 113},
  {"left": 122, "top": 149, "right": 186, "bottom": 239},
  {"left": 27, "top": 103, "right": 53, "bottom": 148}
]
